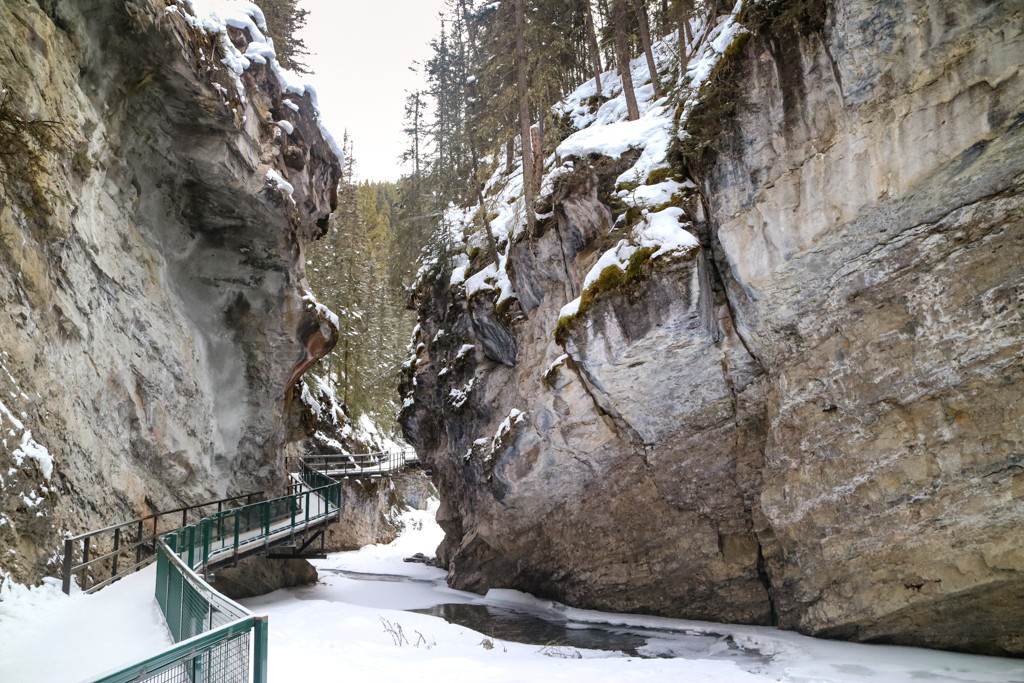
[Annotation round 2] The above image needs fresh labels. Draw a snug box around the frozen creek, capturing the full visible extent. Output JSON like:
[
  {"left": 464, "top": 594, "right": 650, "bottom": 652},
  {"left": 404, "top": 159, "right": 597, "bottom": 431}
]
[
  {"left": 240, "top": 505, "right": 1024, "bottom": 683},
  {"left": 2, "top": 503, "right": 1023, "bottom": 682}
]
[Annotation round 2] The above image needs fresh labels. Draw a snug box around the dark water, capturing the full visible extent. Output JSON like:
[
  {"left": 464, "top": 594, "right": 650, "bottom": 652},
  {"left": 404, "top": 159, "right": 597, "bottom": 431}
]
[
  {"left": 321, "top": 568, "right": 769, "bottom": 665},
  {"left": 411, "top": 602, "right": 768, "bottom": 664},
  {"left": 412, "top": 603, "right": 648, "bottom": 655},
  {"left": 319, "top": 567, "right": 436, "bottom": 584}
]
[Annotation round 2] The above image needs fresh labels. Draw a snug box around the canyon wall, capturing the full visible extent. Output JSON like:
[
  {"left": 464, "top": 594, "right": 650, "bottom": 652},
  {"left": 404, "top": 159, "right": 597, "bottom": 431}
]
[
  {"left": 0, "top": 0, "right": 340, "bottom": 585},
  {"left": 400, "top": 0, "right": 1024, "bottom": 655}
]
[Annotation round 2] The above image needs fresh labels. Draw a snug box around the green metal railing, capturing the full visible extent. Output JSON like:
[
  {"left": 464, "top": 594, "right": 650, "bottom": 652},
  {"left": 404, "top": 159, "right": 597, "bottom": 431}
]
[
  {"left": 91, "top": 535, "right": 267, "bottom": 683},
  {"left": 61, "top": 492, "right": 262, "bottom": 595},
  {"left": 170, "top": 481, "right": 341, "bottom": 575},
  {"left": 89, "top": 472, "right": 343, "bottom": 682}
]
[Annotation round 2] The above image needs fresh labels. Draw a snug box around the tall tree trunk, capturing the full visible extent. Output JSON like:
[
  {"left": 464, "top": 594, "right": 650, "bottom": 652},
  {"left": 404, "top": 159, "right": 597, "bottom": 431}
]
[
  {"left": 457, "top": 0, "right": 480, "bottom": 63},
  {"left": 634, "top": 0, "right": 661, "bottom": 99},
  {"left": 531, "top": 124, "right": 544, "bottom": 190},
  {"left": 468, "top": 140, "right": 500, "bottom": 266},
  {"left": 584, "top": 0, "right": 604, "bottom": 98},
  {"left": 674, "top": 0, "right": 694, "bottom": 58},
  {"left": 505, "top": 89, "right": 517, "bottom": 176},
  {"left": 412, "top": 94, "right": 421, "bottom": 181},
  {"left": 513, "top": 0, "right": 537, "bottom": 234},
  {"left": 612, "top": 0, "right": 640, "bottom": 121},
  {"left": 505, "top": 136, "right": 515, "bottom": 175}
]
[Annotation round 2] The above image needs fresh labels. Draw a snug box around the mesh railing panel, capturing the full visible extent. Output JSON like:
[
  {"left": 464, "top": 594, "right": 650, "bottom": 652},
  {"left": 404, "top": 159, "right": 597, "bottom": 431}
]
[
  {"left": 302, "top": 464, "right": 342, "bottom": 508},
  {"left": 109, "top": 631, "right": 251, "bottom": 683},
  {"left": 91, "top": 458, "right": 348, "bottom": 683},
  {"left": 93, "top": 539, "right": 261, "bottom": 683},
  {"left": 157, "top": 539, "right": 249, "bottom": 644}
]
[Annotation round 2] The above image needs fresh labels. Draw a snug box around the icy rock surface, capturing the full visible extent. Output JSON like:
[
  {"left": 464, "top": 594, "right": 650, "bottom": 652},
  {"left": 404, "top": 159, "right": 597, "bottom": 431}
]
[
  {"left": 0, "top": 0, "right": 340, "bottom": 584},
  {"left": 400, "top": 0, "right": 1024, "bottom": 656}
]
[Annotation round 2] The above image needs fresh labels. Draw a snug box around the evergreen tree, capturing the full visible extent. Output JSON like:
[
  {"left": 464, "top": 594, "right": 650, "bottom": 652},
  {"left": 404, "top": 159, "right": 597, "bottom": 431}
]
[
  {"left": 633, "top": 0, "right": 662, "bottom": 99},
  {"left": 611, "top": 0, "right": 641, "bottom": 120},
  {"left": 585, "top": 0, "right": 605, "bottom": 98},
  {"left": 255, "top": 0, "right": 311, "bottom": 74}
]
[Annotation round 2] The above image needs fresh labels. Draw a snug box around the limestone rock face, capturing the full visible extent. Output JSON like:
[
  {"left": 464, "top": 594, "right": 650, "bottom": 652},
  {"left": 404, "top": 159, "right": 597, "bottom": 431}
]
[
  {"left": 211, "top": 555, "right": 318, "bottom": 601},
  {"left": 400, "top": 0, "right": 1024, "bottom": 655},
  {"left": 0, "top": 0, "right": 340, "bottom": 585},
  {"left": 322, "top": 470, "right": 437, "bottom": 552},
  {"left": 707, "top": 0, "right": 1024, "bottom": 655}
]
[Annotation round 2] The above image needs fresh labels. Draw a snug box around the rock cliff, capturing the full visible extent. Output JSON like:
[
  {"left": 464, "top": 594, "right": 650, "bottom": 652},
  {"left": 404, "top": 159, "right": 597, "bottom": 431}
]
[
  {"left": 400, "top": 0, "right": 1024, "bottom": 655},
  {"left": 0, "top": 0, "right": 341, "bottom": 586}
]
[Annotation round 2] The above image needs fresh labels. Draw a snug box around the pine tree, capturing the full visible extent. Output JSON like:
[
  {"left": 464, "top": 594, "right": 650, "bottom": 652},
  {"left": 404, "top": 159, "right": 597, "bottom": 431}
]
[
  {"left": 672, "top": 0, "right": 696, "bottom": 57},
  {"left": 514, "top": 0, "right": 537, "bottom": 234},
  {"left": 307, "top": 138, "right": 417, "bottom": 430},
  {"left": 254, "top": 0, "right": 311, "bottom": 74},
  {"left": 634, "top": 0, "right": 662, "bottom": 99},
  {"left": 612, "top": 0, "right": 641, "bottom": 120},
  {"left": 585, "top": 0, "right": 605, "bottom": 98}
]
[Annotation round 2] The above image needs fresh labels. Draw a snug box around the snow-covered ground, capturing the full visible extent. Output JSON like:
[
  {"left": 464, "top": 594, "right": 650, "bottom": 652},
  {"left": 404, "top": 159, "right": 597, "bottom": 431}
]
[
  {"left": 2, "top": 505, "right": 1023, "bottom": 682},
  {"left": 243, "top": 504, "right": 1024, "bottom": 683},
  {"left": 0, "top": 565, "right": 171, "bottom": 683}
]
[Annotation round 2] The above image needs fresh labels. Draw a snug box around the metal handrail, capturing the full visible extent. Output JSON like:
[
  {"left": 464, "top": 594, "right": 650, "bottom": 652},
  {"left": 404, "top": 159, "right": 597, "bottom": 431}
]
[
  {"left": 167, "top": 480, "right": 342, "bottom": 578},
  {"left": 90, "top": 535, "right": 267, "bottom": 683},
  {"left": 64, "top": 492, "right": 262, "bottom": 543},
  {"left": 292, "top": 450, "right": 415, "bottom": 478},
  {"left": 61, "top": 491, "right": 261, "bottom": 594},
  {"left": 71, "top": 449, "right": 417, "bottom": 683},
  {"left": 63, "top": 449, "right": 420, "bottom": 594}
]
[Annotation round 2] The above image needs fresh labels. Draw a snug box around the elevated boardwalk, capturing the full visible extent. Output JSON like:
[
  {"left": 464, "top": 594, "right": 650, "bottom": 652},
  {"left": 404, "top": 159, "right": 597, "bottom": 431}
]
[
  {"left": 58, "top": 450, "right": 418, "bottom": 682},
  {"left": 285, "top": 450, "right": 419, "bottom": 480}
]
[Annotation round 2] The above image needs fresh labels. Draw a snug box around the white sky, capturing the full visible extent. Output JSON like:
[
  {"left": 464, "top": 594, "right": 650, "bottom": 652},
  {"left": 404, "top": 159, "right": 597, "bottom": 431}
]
[{"left": 298, "top": 0, "right": 448, "bottom": 182}]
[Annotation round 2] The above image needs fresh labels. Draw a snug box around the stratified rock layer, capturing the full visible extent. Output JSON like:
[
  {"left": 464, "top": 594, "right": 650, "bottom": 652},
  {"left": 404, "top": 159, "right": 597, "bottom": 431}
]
[
  {"left": 708, "top": 0, "right": 1024, "bottom": 654},
  {"left": 0, "top": 0, "right": 340, "bottom": 584},
  {"left": 401, "top": 0, "right": 1024, "bottom": 655}
]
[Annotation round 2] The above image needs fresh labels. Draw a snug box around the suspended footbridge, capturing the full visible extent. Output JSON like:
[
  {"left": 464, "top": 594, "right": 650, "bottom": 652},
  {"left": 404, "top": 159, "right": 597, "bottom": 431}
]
[{"left": 57, "top": 450, "right": 417, "bottom": 683}]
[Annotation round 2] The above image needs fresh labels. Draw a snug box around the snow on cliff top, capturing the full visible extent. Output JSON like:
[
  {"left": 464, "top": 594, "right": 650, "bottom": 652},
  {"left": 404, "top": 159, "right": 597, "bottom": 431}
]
[
  {"left": 554, "top": 1, "right": 747, "bottom": 189},
  {"left": 445, "top": 2, "right": 749, "bottom": 330},
  {"left": 171, "top": 0, "right": 345, "bottom": 167}
]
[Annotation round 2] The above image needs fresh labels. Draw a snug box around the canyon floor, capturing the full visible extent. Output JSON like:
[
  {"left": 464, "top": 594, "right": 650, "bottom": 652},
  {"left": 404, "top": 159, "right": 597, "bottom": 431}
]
[{"left": 4, "top": 502, "right": 1023, "bottom": 683}]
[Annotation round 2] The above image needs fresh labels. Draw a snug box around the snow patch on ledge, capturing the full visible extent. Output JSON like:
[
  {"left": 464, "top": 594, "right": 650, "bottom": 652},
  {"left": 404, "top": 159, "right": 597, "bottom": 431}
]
[
  {"left": 265, "top": 169, "right": 295, "bottom": 203},
  {"left": 301, "top": 291, "right": 339, "bottom": 330},
  {"left": 490, "top": 408, "right": 526, "bottom": 458},
  {"left": 172, "top": 0, "right": 345, "bottom": 168},
  {"left": 12, "top": 432, "right": 54, "bottom": 481},
  {"left": 634, "top": 208, "right": 700, "bottom": 259},
  {"left": 557, "top": 112, "right": 670, "bottom": 163}
]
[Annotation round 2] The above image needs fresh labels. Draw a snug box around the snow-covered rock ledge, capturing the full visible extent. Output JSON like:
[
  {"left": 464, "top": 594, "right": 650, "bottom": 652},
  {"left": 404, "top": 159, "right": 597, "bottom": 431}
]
[
  {"left": 0, "top": 0, "right": 340, "bottom": 585},
  {"left": 400, "top": 0, "right": 1024, "bottom": 657}
]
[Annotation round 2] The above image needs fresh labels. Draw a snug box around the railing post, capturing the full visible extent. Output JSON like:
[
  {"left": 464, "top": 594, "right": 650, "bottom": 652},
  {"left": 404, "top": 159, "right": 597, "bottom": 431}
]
[
  {"left": 111, "top": 527, "right": 121, "bottom": 579},
  {"left": 263, "top": 501, "right": 270, "bottom": 548},
  {"left": 136, "top": 520, "right": 144, "bottom": 568},
  {"left": 61, "top": 539, "right": 73, "bottom": 594},
  {"left": 155, "top": 535, "right": 168, "bottom": 613},
  {"left": 253, "top": 615, "right": 269, "bottom": 683},
  {"left": 201, "top": 519, "right": 211, "bottom": 579},
  {"left": 81, "top": 537, "right": 90, "bottom": 591}
]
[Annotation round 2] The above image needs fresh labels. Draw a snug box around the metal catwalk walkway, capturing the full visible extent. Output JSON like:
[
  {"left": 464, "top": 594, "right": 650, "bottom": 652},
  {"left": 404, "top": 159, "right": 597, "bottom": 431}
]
[{"left": 58, "top": 451, "right": 415, "bottom": 683}]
